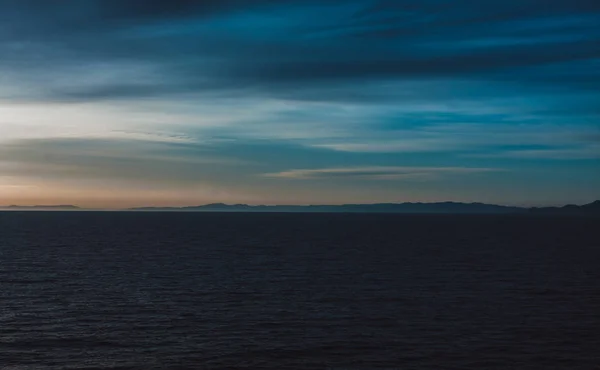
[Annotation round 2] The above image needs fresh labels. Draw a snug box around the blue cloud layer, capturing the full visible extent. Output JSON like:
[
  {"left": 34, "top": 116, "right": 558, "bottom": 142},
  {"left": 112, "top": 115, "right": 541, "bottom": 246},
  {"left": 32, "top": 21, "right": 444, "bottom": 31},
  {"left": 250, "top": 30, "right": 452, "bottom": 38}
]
[{"left": 0, "top": 0, "right": 598, "bottom": 205}]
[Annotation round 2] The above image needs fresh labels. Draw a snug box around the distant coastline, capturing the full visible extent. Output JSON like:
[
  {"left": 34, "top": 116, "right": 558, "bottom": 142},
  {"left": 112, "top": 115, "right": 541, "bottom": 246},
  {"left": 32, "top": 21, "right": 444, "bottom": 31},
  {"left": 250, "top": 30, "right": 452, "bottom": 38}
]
[
  {"left": 1, "top": 205, "right": 80, "bottom": 210},
  {"left": 2, "top": 201, "right": 598, "bottom": 214}
]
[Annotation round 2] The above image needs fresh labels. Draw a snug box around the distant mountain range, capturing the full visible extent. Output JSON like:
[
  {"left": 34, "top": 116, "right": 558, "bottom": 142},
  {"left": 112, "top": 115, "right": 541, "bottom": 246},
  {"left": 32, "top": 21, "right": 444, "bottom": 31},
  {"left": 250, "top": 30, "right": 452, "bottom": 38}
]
[
  {"left": 0, "top": 205, "right": 80, "bottom": 210},
  {"left": 1, "top": 201, "right": 598, "bottom": 214},
  {"left": 129, "top": 201, "right": 600, "bottom": 215},
  {"left": 529, "top": 200, "right": 600, "bottom": 215},
  {"left": 130, "top": 202, "right": 522, "bottom": 213}
]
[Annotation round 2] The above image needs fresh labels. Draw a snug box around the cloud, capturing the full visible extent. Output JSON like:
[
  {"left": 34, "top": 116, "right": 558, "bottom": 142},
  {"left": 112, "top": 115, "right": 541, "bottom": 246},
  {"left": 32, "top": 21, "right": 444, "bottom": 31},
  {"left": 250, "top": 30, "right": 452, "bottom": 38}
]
[
  {"left": 0, "top": 0, "right": 598, "bottom": 206},
  {"left": 474, "top": 145, "right": 600, "bottom": 160},
  {"left": 0, "top": 137, "right": 251, "bottom": 185},
  {"left": 301, "top": 121, "right": 600, "bottom": 155},
  {"left": 0, "top": 0, "right": 598, "bottom": 106},
  {"left": 265, "top": 166, "right": 500, "bottom": 180}
]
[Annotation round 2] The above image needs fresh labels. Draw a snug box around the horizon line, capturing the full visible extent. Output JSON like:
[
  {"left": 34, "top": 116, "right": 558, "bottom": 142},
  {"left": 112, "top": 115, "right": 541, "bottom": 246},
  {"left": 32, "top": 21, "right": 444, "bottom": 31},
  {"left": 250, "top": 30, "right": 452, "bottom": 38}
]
[{"left": 1, "top": 199, "right": 598, "bottom": 211}]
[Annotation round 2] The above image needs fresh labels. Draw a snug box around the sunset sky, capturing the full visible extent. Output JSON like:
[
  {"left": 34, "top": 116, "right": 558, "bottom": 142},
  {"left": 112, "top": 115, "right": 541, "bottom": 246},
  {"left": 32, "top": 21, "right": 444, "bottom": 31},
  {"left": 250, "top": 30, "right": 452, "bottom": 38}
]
[{"left": 1, "top": 0, "right": 599, "bottom": 208}]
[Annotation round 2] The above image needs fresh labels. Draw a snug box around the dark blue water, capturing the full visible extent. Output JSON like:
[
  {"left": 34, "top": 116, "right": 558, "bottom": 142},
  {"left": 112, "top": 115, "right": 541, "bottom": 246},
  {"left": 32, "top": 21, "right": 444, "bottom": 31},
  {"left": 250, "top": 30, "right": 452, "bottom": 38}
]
[{"left": 1, "top": 212, "right": 599, "bottom": 369}]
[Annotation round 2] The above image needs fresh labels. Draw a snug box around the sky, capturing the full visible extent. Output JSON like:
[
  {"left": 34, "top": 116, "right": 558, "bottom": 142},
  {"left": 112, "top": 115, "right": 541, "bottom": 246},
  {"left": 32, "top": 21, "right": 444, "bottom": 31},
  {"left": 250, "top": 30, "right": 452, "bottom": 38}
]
[{"left": 0, "top": 0, "right": 599, "bottom": 208}]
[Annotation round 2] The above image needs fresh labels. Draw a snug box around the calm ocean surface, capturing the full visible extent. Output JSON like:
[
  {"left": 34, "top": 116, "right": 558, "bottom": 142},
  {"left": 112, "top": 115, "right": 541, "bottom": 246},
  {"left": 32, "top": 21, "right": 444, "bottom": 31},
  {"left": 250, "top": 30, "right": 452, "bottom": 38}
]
[{"left": 1, "top": 212, "right": 599, "bottom": 369}]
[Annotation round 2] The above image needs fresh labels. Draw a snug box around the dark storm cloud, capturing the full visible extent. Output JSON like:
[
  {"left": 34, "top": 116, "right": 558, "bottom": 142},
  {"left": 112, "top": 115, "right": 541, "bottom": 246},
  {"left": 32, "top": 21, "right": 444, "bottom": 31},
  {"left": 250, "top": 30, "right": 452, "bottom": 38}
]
[
  {"left": 0, "top": 0, "right": 280, "bottom": 30},
  {"left": 0, "top": 0, "right": 598, "bottom": 104},
  {"left": 244, "top": 39, "right": 598, "bottom": 82}
]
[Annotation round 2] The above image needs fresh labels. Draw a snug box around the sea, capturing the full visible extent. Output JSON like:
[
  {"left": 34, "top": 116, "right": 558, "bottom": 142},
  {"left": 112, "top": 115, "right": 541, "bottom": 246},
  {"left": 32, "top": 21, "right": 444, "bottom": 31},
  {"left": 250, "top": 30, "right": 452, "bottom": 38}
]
[{"left": 1, "top": 212, "right": 599, "bottom": 369}]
